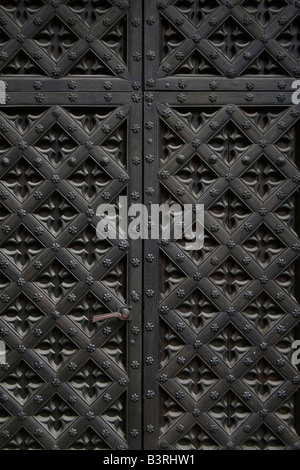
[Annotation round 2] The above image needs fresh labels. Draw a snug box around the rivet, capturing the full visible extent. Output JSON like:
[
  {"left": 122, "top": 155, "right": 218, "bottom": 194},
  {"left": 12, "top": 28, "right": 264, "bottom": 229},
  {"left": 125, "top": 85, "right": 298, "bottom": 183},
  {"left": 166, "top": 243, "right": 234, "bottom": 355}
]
[
  {"left": 1, "top": 158, "right": 9, "bottom": 166},
  {"left": 242, "top": 156, "right": 250, "bottom": 165},
  {"left": 176, "top": 154, "right": 185, "bottom": 164},
  {"left": 276, "top": 157, "right": 286, "bottom": 167}
]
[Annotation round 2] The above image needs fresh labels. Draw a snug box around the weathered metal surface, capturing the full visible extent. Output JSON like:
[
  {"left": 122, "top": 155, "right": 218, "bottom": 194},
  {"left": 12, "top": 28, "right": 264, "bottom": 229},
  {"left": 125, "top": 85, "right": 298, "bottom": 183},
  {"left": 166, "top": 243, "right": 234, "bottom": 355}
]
[
  {"left": 143, "top": 0, "right": 300, "bottom": 450},
  {"left": 0, "top": 0, "right": 300, "bottom": 451},
  {"left": 0, "top": 0, "right": 143, "bottom": 450},
  {"left": 145, "top": 0, "right": 300, "bottom": 90}
]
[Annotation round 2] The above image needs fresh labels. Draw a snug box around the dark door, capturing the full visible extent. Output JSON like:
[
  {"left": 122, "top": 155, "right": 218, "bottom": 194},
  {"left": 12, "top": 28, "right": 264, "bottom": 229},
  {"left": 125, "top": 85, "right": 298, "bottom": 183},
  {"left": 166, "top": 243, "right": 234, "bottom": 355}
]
[
  {"left": 0, "top": 0, "right": 300, "bottom": 451},
  {"left": 0, "top": 0, "right": 143, "bottom": 450}
]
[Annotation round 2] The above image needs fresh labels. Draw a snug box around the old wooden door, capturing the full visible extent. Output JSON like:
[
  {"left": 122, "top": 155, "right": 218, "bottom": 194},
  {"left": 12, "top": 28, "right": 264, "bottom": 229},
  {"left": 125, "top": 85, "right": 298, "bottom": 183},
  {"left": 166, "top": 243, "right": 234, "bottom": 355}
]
[
  {"left": 0, "top": 0, "right": 143, "bottom": 450},
  {"left": 0, "top": 0, "right": 300, "bottom": 451}
]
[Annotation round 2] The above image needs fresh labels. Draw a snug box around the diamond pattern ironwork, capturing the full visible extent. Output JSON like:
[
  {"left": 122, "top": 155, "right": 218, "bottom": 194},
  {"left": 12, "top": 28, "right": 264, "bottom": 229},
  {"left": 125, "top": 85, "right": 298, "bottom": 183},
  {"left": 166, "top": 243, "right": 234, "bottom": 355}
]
[
  {"left": 144, "top": 96, "right": 300, "bottom": 449},
  {"left": 1, "top": 0, "right": 300, "bottom": 451}
]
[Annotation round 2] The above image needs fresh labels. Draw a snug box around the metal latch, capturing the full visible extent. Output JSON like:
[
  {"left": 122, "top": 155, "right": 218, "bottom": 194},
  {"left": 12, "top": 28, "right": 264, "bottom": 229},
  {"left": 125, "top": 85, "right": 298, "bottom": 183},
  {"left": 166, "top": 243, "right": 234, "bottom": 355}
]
[{"left": 92, "top": 308, "right": 130, "bottom": 323}]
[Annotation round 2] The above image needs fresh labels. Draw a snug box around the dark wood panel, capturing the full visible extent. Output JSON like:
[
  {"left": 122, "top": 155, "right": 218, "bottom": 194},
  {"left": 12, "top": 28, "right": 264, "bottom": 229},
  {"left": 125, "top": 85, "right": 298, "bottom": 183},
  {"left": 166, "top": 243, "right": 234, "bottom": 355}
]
[
  {"left": 144, "top": 96, "right": 300, "bottom": 450},
  {"left": 0, "top": 0, "right": 143, "bottom": 450}
]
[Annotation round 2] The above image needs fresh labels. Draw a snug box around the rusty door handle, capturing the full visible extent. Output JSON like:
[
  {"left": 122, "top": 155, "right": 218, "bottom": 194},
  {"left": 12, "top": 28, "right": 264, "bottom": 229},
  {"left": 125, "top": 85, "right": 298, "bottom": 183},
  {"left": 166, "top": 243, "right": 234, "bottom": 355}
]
[{"left": 92, "top": 308, "right": 130, "bottom": 323}]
